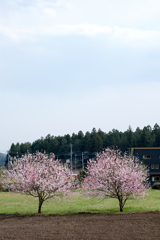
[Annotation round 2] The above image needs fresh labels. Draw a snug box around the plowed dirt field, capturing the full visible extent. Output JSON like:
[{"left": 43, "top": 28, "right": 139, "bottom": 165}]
[{"left": 0, "top": 212, "right": 160, "bottom": 240}]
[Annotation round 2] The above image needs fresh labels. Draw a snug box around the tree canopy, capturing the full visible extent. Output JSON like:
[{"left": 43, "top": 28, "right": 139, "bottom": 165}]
[
  {"left": 8, "top": 123, "right": 160, "bottom": 157},
  {"left": 82, "top": 148, "right": 149, "bottom": 212},
  {"left": 3, "top": 152, "right": 74, "bottom": 213}
]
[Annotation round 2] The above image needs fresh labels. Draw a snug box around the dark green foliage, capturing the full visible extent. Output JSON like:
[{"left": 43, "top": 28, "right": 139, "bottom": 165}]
[
  {"left": 155, "top": 129, "right": 160, "bottom": 147},
  {"left": 127, "top": 125, "right": 133, "bottom": 147},
  {"left": 152, "top": 182, "right": 160, "bottom": 189},
  {"left": 9, "top": 123, "right": 160, "bottom": 157},
  {"left": 5, "top": 154, "right": 9, "bottom": 168}
]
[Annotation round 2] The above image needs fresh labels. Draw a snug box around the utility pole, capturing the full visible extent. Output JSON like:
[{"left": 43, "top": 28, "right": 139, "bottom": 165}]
[
  {"left": 7, "top": 150, "right": 10, "bottom": 171},
  {"left": 70, "top": 144, "right": 72, "bottom": 172},
  {"left": 75, "top": 154, "right": 76, "bottom": 171},
  {"left": 82, "top": 152, "right": 84, "bottom": 170}
]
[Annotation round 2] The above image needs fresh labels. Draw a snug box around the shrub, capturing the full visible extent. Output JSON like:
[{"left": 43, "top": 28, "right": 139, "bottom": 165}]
[
  {"left": 152, "top": 182, "right": 160, "bottom": 189},
  {"left": 78, "top": 170, "right": 86, "bottom": 182}
]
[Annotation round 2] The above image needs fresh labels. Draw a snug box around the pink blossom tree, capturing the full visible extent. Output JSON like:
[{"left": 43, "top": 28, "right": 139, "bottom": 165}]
[
  {"left": 83, "top": 148, "right": 149, "bottom": 212},
  {"left": 3, "top": 152, "right": 74, "bottom": 213}
]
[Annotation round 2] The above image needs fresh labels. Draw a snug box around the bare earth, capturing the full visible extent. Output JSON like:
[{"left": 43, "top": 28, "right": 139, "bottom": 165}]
[{"left": 0, "top": 212, "right": 160, "bottom": 240}]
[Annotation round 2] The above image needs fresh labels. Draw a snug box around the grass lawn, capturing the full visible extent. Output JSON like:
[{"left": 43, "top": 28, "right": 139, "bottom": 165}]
[{"left": 0, "top": 189, "right": 160, "bottom": 215}]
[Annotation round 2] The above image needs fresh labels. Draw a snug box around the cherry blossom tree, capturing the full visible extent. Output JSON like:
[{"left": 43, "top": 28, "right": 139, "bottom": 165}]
[
  {"left": 83, "top": 148, "right": 149, "bottom": 212},
  {"left": 3, "top": 152, "right": 74, "bottom": 213}
]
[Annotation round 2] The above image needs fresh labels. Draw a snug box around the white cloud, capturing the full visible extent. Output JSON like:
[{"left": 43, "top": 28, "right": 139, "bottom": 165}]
[
  {"left": 1, "top": 0, "right": 160, "bottom": 47},
  {"left": 110, "top": 27, "right": 160, "bottom": 46},
  {"left": 1, "top": 0, "right": 160, "bottom": 31},
  {"left": 43, "top": 8, "right": 56, "bottom": 18},
  {"left": 36, "top": 0, "right": 74, "bottom": 9},
  {"left": 1, "top": 23, "right": 160, "bottom": 47},
  {"left": 2, "top": 0, "right": 74, "bottom": 9},
  {"left": 64, "top": 2, "right": 74, "bottom": 10}
]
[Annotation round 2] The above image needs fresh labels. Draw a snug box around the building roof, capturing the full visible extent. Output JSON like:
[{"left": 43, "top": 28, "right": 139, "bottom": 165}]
[
  {"left": 130, "top": 147, "right": 160, "bottom": 157},
  {"left": 150, "top": 172, "right": 160, "bottom": 175},
  {"left": 131, "top": 147, "right": 160, "bottom": 150}
]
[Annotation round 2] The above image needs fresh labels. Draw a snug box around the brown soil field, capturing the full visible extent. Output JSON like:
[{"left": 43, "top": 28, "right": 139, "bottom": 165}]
[{"left": 0, "top": 212, "right": 160, "bottom": 240}]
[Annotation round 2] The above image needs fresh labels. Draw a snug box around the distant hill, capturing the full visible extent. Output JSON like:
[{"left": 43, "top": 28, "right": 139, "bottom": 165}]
[{"left": 0, "top": 153, "right": 6, "bottom": 166}]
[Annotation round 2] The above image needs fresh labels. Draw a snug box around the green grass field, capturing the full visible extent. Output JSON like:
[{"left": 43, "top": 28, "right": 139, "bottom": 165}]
[{"left": 0, "top": 189, "right": 160, "bottom": 215}]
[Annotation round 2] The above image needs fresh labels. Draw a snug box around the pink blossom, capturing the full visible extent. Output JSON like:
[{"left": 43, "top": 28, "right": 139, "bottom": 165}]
[
  {"left": 2, "top": 153, "right": 74, "bottom": 213},
  {"left": 83, "top": 148, "right": 149, "bottom": 212}
]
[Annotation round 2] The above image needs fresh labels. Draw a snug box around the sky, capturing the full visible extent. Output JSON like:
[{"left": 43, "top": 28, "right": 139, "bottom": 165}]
[{"left": 1, "top": 0, "right": 160, "bottom": 152}]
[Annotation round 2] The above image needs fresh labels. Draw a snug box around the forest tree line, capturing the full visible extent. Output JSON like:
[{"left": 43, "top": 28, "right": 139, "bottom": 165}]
[{"left": 9, "top": 123, "right": 160, "bottom": 157}]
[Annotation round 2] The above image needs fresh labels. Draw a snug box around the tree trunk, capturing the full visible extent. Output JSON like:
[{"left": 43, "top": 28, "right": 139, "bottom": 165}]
[
  {"left": 120, "top": 205, "right": 123, "bottom": 212},
  {"left": 118, "top": 198, "right": 123, "bottom": 212},
  {"left": 38, "top": 197, "right": 44, "bottom": 214}
]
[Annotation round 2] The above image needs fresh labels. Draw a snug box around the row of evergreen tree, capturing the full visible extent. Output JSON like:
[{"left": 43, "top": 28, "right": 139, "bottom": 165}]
[{"left": 9, "top": 123, "right": 160, "bottom": 157}]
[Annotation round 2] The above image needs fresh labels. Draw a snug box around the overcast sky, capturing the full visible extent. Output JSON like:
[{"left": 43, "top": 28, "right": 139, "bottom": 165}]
[{"left": 1, "top": 0, "right": 160, "bottom": 152}]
